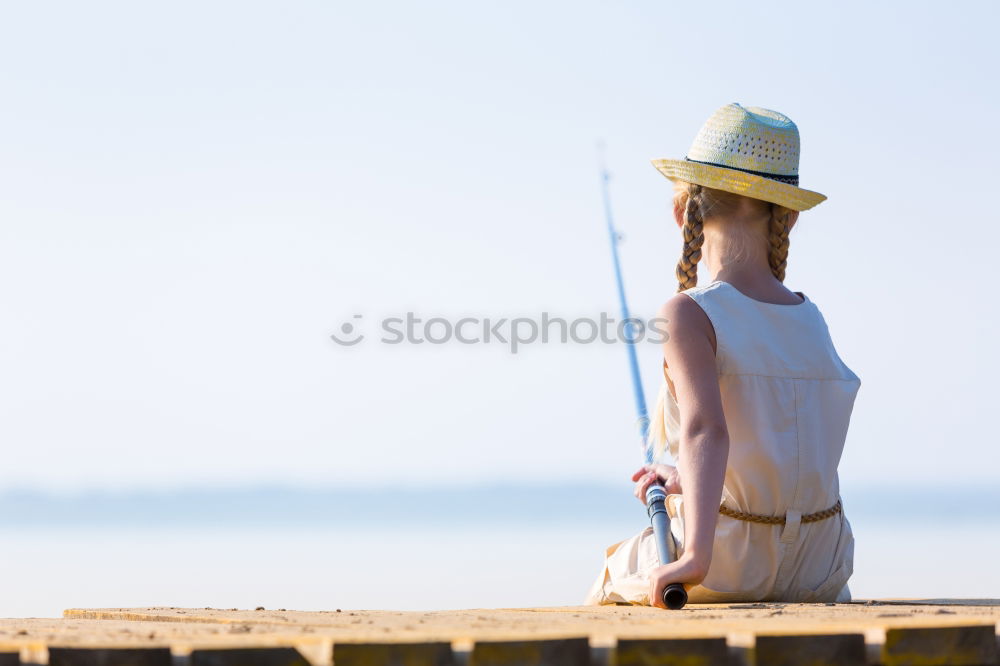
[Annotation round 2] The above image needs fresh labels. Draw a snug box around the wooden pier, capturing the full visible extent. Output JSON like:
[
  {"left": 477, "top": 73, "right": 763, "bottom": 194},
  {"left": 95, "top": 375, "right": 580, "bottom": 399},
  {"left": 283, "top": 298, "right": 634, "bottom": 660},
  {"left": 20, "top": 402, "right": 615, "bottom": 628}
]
[{"left": 0, "top": 600, "right": 996, "bottom": 664}]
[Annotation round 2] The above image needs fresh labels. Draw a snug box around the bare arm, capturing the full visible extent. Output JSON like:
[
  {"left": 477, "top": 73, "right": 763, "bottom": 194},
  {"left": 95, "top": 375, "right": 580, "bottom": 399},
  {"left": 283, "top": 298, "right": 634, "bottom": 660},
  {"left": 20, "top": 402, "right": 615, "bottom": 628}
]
[{"left": 647, "top": 294, "right": 729, "bottom": 607}]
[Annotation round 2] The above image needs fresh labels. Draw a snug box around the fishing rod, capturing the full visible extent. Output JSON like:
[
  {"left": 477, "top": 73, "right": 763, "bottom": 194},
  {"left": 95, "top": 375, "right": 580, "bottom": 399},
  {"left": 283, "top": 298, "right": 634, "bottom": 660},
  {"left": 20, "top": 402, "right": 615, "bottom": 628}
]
[{"left": 598, "top": 147, "right": 687, "bottom": 610}]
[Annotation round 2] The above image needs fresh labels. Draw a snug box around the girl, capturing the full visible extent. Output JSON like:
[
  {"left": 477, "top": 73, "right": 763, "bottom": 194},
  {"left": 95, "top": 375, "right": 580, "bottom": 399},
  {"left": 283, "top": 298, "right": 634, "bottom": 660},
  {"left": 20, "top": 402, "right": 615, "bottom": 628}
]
[{"left": 585, "top": 103, "right": 860, "bottom": 606}]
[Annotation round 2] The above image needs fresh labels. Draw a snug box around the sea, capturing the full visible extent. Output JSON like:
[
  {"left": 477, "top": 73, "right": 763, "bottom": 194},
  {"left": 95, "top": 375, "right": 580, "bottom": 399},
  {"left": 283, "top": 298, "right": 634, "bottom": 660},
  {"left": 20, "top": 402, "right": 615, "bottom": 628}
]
[{"left": 1, "top": 484, "right": 997, "bottom": 617}]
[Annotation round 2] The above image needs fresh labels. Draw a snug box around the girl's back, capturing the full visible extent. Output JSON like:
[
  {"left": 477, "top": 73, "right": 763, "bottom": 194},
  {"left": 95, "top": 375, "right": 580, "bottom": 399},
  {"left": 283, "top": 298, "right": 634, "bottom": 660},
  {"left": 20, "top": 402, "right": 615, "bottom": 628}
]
[
  {"left": 662, "top": 280, "right": 860, "bottom": 602},
  {"left": 587, "top": 280, "right": 859, "bottom": 604}
]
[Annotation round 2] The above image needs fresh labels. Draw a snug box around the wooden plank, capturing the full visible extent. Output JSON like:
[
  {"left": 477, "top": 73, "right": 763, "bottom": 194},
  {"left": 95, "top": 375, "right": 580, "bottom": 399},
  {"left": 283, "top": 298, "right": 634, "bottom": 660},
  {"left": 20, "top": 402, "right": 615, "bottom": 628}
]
[
  {"left": 613, "top": 637, "right": 728, "bottom": 666},
  {"left": 873, "top": 599, "right": 1000, "bottom": 607},
  {"left": 882, "top": 625, "right": 999, "bottom": 666},
  {"left": 47, "top": 647, "right": 172, "bottom": 666},
  {"left": 189, "top": 647, "right": 312, "bottom": 666},
  {"left": 332, "top": 642, "right": 454, "bottom": 666},
  {"left": 63, "top": 602, "right": 1000, "bottom": 641},
  {"left": 50, "top": 603, "right": 1000, "bottom": 661},
  {"left": 752, "top": 634, "right": 866, "bottom": 666},
  {"left": 469, "top": 637, "right": 590, "bottom": 665}
]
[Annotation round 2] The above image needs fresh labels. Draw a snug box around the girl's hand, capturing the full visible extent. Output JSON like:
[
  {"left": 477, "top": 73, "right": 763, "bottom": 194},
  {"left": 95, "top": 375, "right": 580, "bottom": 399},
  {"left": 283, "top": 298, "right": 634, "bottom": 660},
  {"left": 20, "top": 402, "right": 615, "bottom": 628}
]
[
  {"left": 647, "top": 553, "right": 709, "bottom": 609},
  {"left": 631, "top": 464, "right": 682, "bottom": 504}
]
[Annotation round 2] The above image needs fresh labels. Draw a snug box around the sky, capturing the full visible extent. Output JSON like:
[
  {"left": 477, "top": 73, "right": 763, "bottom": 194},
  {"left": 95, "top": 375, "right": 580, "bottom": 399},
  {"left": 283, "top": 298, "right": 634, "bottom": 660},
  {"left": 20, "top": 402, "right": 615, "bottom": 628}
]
[{"left": 1, "top": 0, "right": 998, "bottom": 491}]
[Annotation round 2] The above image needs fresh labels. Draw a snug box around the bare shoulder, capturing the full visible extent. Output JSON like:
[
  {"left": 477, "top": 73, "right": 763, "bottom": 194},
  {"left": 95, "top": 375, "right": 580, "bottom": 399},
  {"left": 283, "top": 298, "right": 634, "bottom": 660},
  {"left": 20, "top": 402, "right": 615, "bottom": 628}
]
[
  {"left": 657, "top": 293, "right": 714, "bottom": 337},
  {"left": 657, "top": 293, "right": 716, "bottom": 352}
]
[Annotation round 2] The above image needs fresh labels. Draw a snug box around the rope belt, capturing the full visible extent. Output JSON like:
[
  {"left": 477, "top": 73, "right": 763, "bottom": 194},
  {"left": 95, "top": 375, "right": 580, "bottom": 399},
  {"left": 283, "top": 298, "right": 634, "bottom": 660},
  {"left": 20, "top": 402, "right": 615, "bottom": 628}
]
[{"left": 719, "top": 499, "right": 842, "bottom": 525}]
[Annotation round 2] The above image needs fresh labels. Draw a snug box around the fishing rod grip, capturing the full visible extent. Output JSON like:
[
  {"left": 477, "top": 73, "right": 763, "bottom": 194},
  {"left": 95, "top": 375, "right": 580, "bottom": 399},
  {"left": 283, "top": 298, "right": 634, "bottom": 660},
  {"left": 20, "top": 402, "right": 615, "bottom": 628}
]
[
  {"left": 662, "top": 583, "right": 688, "bottom": 610},
  {"left": 646, "top": 484, "right": 688, "bottom": 610}
]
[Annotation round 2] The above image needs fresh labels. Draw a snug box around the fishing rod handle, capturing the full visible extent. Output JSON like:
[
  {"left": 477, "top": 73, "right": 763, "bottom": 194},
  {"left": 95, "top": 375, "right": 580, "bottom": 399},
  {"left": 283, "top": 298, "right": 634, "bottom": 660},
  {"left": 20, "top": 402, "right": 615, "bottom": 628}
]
[
  {"left": 662, "top": 583, "right": 688, "bottom": 610},
  {"left": 646, "top": 484, "right": 688, "bottom": 610}
]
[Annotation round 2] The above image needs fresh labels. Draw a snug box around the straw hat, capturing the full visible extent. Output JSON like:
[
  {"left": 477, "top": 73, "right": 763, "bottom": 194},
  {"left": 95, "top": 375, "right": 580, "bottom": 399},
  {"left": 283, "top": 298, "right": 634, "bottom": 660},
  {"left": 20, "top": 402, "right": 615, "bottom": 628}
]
[{"left": 651, "top": 103, "right": 826, "bottom": 211}]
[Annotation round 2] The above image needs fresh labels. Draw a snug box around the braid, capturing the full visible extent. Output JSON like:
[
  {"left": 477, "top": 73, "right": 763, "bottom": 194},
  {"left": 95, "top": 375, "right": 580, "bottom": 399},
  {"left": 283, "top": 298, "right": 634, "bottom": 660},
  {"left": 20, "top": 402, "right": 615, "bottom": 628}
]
[
  {"left": 675, "top": 185, "right": 705, "bottom": 292},
  {"left": 767, "top": 204, "right": 792, "bottom": 282}
]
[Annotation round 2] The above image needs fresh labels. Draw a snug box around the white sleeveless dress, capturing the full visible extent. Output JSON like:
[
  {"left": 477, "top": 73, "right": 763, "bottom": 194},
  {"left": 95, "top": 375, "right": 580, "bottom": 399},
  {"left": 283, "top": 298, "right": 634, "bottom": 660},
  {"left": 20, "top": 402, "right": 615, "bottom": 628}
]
[{"left": 585, "top": 280, "right": 861, "bottom": 604}]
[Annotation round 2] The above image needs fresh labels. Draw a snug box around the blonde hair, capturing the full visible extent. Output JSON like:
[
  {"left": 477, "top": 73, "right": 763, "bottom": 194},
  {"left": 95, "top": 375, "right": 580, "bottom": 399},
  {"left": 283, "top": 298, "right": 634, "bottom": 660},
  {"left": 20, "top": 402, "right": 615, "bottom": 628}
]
[
  {"left": 648, "top": 180, "right": 796, "bottom": 457},
  {"left": 673, "top": 181, "right": 794, "bottom": 291}
]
